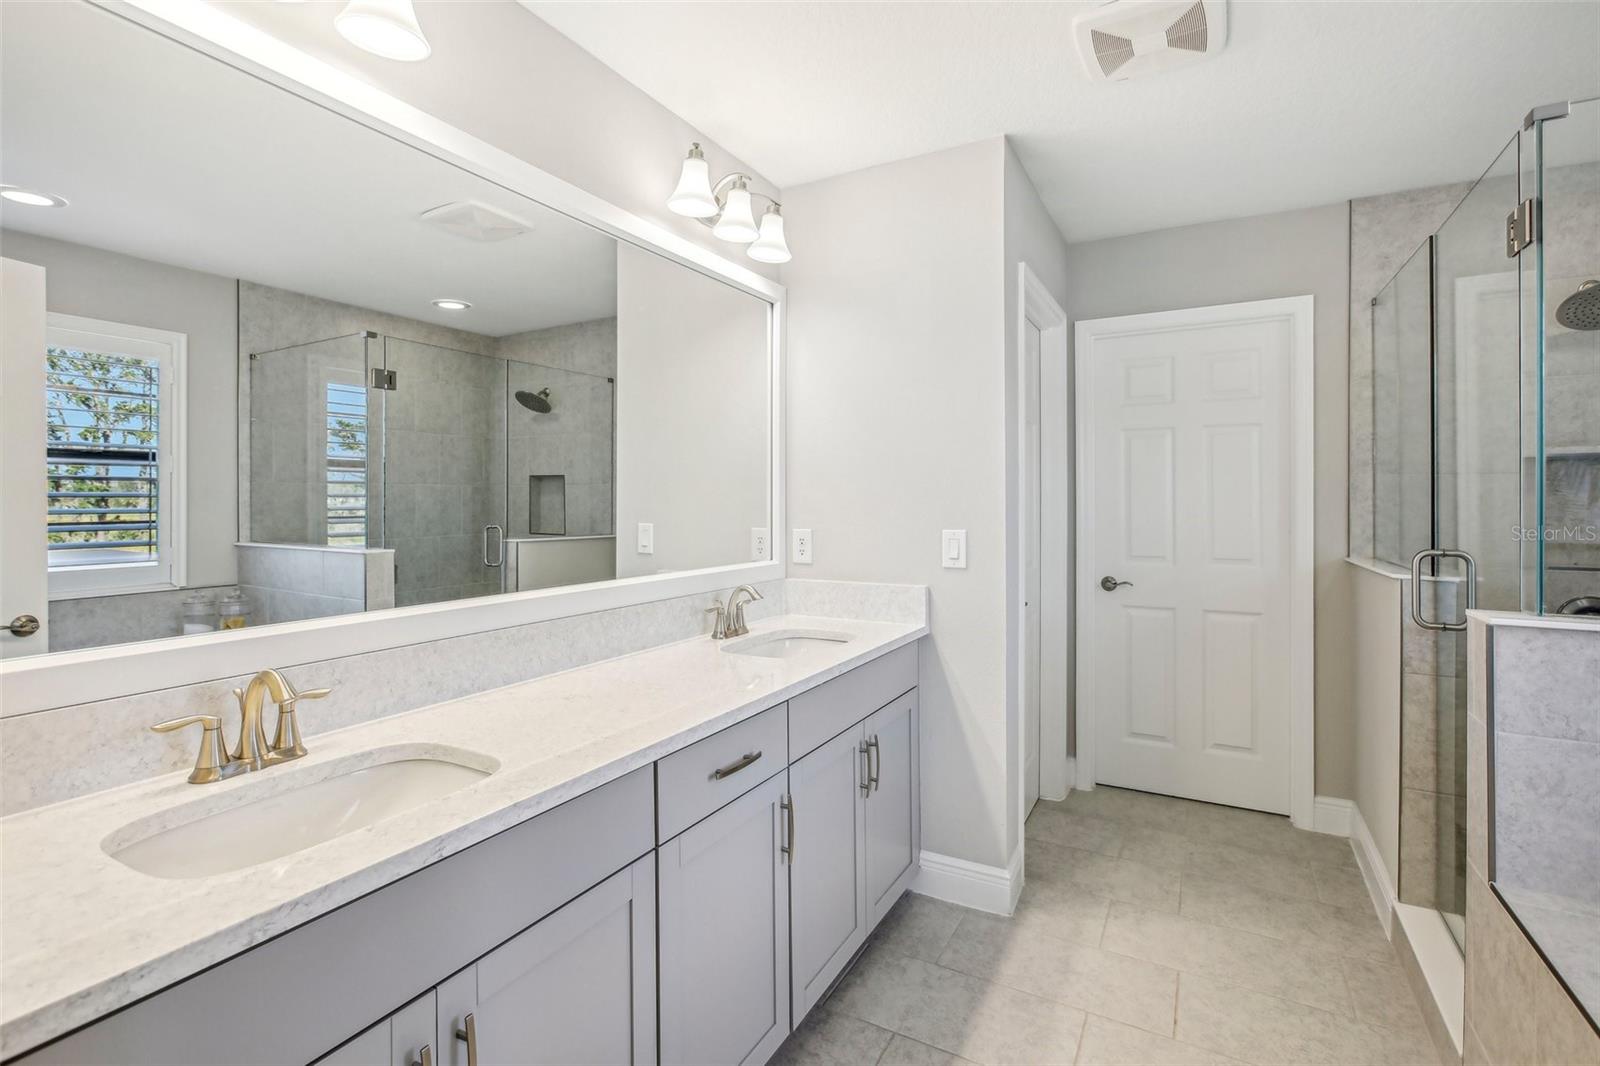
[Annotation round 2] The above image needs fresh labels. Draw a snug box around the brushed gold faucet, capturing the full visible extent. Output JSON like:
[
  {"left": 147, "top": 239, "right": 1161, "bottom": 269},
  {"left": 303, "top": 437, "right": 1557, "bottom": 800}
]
[{"left": 153, "top": 669, "right": 331, "bottom": 783}]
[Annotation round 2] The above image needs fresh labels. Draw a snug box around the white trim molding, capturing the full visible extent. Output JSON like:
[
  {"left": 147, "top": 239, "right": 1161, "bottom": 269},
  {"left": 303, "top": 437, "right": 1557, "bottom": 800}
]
[
  {"left": 1350, "top": 802, "right": 1397, "bottom": 939},
  {"left": 1072, "top": 296, "right": 1317, "bottom": 828},
  {"left": 2, "top": 0, "right": 788, "bottom": 717},
  {"left": 1311, "top": 795, "right": 1354, "bottom": 837},
  {"left": 913, "top": 847, "right": 1022, "bottom": 917}
]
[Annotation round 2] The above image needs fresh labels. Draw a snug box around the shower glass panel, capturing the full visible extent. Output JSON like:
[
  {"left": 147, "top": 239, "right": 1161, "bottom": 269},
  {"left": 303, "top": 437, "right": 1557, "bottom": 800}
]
[
  {"left": 1535, "top": 97, "right": 1600, "bottom": 614},
  {"left": 1370, "top": 239, "right": 1435, "bottom": 569},
  {"left": 380, "top": 336, "right": 508, "bottom": 609},
  {"left": 248, "top": 332, "right": 385, "bottom": 548}
]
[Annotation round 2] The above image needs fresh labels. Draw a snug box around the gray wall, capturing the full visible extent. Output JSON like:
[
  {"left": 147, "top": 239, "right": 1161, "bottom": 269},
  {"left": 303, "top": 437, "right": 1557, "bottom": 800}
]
[
  {"left": 784, "top": 139, "right": 1012, "bottom": 869},
  {"left": 1062, "top": 202, "right": 1357, "bottom": 799},
  {"left": 3, "top": 229, "right": 240, "bottom": 589}
]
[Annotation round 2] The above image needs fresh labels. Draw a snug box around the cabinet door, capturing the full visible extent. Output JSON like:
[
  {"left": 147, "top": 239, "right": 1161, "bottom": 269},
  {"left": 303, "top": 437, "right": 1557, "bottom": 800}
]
[
  {"left": 436, "top": 855, "right": 656, "bottom": 1066},
  {"left": 788, "top": 724, "right": 868, "bottom": 1025},
  {"left": 864, "top": 690, "right": 920, "bottom": 926},
  {"left": 659, "top": 771, "right": 791, "bottom": 1066},
  {"left": 315, "top": 991, "right": 434, "bottom": 1066}
]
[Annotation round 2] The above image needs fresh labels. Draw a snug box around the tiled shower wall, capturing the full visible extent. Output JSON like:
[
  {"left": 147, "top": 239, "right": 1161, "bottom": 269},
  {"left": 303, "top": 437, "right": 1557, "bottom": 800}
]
[{"left": 1464, "top": 617, "right": 1600, "bottom": 1065}]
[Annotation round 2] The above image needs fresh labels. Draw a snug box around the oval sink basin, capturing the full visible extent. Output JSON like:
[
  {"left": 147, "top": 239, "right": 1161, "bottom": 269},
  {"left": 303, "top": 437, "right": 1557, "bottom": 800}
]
[
  {"left": 108, "top": 757, "right": 491, "bottom": 879},
  {"left": 723, "top": 629, "right": 852, "bottom": 659}
]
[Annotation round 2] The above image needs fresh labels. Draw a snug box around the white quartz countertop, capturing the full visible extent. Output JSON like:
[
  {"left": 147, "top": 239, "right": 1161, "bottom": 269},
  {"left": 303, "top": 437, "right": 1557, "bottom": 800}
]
[{"left": 0, "top": 613, "right": 926, "bottom": 1058}]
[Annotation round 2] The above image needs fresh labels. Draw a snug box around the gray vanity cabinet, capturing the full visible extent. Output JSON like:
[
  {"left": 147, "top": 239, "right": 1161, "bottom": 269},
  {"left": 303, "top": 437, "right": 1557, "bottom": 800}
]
[
  {"left": 864, "top": 690, "right": 920, "bottom": 926},
  {"left": 318, "top": 992, "right": 436, "bottom": 1066},
  {"left": 658, "top": 771, "right": 792, "bottom": 1066},
  {"left": 434, "top": 854, "right": 657, "bottom": 1066},
  {"left": 788, "top": 724, "right": 870, "bottom": 1023}
]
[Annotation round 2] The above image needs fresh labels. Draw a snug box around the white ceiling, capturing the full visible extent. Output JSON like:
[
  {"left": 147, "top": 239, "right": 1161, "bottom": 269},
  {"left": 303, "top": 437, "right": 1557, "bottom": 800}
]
[
  {"left": 525, "top": 0, "right": 1600, "bottom": 243},
  {"left": 0, "top": 1, "right": 616, "bottom": 338}
]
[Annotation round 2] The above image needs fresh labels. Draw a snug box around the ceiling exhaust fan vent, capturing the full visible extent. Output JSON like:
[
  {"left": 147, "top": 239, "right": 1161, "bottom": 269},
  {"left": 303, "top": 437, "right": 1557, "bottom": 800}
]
[{"left": 1073, "top": 0, "right": 1228, "bottom": 82}]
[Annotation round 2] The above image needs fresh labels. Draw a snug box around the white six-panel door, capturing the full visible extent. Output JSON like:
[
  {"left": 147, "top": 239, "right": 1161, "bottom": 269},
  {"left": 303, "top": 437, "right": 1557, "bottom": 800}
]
[{"left": 1078, "top": 299, "right": 1312, "bottom": 816}]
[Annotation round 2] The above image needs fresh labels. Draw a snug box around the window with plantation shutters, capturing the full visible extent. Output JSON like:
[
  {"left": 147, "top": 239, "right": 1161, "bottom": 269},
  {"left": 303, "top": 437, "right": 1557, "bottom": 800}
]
[{"left": 44, "top": 315, "right": 186, "bottom": 596}]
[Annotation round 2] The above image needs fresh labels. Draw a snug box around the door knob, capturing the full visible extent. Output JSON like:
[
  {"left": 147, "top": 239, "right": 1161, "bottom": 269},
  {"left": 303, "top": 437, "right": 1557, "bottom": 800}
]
[
  {"left": 6, "top": 614, "right": 40, "bottom": 637},
  {"left": 1099, "top": 576, "right": 1132, "bottom": 592}
]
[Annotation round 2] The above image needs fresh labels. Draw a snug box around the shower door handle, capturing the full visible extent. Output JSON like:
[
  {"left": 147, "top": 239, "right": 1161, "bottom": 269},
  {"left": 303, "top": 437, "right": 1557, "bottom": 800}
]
[
  {"left": 482, "top": 524, "right": 505, "bottom": 567},
  {"left": 1409, "top": 549, "right": 1476, "bottom": 632}
]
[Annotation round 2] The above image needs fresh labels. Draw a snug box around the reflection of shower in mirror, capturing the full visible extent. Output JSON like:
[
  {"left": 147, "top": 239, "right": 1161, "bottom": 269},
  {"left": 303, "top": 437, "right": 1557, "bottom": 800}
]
[{"left": 515, "top": 387, "right": 553, "bottom": 413}]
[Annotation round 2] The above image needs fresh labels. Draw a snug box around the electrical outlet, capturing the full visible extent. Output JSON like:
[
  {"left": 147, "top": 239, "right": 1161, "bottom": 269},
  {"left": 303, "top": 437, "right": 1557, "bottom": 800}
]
[
  {"left": 751, "top": 527, "right": 770, "bottom": 560},
  {"left": 942, "top": 529, "right": 967, "bottom": 569},
  {"left": 792, "top": 528, "right": 813, "bottom": 565},
  {"left": 636, "top": 522, "right": 654, "bottom": 555}
]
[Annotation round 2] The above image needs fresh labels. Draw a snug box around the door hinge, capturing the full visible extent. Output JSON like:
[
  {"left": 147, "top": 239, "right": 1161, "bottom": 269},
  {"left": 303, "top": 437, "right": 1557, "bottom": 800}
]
[
  {"left": 1505, "top": 197, "right": 1537, "bottom": 258},
  {"left": 370, "top": 368, "right": 398, "bottom": 390}
]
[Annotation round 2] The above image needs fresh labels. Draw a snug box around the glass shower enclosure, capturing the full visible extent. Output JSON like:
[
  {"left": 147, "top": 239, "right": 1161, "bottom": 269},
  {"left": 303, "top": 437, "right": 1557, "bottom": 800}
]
[
  {"left": 247, "top": 331, "right": 615, "bottom": 611},
  {"left": 1368, "top": 98, "right": 1600, "bottom": 950}
]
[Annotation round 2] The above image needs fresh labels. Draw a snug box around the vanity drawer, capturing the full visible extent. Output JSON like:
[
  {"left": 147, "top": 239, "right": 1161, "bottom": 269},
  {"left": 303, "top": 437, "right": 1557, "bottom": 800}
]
[
  {"left": 656, "top": 703, "right": 788, "bottom": 842},
  {"left": 789, "top": 642, "right": 917, "bottom": 759}
]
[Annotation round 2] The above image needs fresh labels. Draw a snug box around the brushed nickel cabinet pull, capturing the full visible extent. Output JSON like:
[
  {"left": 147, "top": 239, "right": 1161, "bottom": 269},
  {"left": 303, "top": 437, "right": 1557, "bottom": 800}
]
[
  {"left": 781, "top": 794, "right": 796, "bottom": 863},
  {"left": 409, "top": 1044, "right": 433, "bottom": 1066},
  {"left": 867, "top": 735, "right": 881, "bottom": 793},
  {"left": 712, "top": 750, "right": 763, "bottom": 780},
  {"left": 454, "top": 1013, "right": 478, "bottom": 1066},
  {"left": 858, "top": 741, "right": 871, "bottom": 796}
]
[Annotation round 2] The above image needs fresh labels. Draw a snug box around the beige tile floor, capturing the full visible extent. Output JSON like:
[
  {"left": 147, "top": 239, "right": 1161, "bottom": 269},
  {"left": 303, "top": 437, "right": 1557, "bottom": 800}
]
[{"left": 773, "top": 786, "right": 1440, "bottom": 1066}]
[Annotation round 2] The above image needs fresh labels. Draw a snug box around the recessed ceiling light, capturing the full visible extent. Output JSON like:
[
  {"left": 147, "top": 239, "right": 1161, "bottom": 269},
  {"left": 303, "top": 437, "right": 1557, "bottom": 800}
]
[
  {"left": 432, "top": 299, "right": 472, "bottom": 311},
  {"left": 0, "top": 185, "right": 68, "bottom": 208}
]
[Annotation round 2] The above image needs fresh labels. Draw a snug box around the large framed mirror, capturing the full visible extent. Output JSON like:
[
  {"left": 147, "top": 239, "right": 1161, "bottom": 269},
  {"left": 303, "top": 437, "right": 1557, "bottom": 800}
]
[{"left": 0, "top": 0, "right": 782, "bottom": 709}]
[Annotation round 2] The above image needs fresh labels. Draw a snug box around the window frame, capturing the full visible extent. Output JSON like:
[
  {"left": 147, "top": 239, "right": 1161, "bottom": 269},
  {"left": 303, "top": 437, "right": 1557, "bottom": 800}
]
[{"left": 45, "top": 313, "right": 188, "bottom": 599}]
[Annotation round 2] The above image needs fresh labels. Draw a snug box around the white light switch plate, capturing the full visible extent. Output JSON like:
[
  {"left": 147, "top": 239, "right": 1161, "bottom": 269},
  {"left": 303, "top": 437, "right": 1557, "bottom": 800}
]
[
  {"left": 942, "top": 529, "right": 967, "bottom": 569},
  {"left": 636, "top": 522, "right": 654, "bottom": 555},
  {"left": 751, "top": 527, "right": 769, "bottom": 560},
  {"left": 792, "top": 528, "right": 813, "bottom": 565}
]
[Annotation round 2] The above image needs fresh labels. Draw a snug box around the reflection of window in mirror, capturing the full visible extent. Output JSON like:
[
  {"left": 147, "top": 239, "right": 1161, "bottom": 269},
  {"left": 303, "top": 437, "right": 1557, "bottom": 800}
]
[
  {"left": 44, "top": 313, "right": 186, "bottom": 598},
  {"left": 323, "top": 376, "right": 369, "bottom": 546}
]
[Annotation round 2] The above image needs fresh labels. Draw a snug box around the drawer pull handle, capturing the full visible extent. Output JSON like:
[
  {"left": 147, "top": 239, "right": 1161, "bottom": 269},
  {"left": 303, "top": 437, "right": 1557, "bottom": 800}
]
[
  {"left": 867, "top": 735, "right": 881, "bottom": 793},
  {"left": 712, "top": 750, "right": 763, "bottom": 780},
  {"left": 409, "top": 1044, "right": 433, "bottom": 1066},
  {"left": 455, "top": 1013, "right": 478, "bottom": 1066},
  {"left": 859, "top": 741, "right": 871, "bottom": 796},
  {"left": 781, "top": 794, "right": 796, "bottom": 863}
]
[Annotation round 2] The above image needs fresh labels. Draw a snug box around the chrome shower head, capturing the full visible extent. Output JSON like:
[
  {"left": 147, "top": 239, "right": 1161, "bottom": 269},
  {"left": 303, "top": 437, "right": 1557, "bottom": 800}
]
[
  {"left": 515, "top": 388, "right": 552, "bottom": 413},
  {"left": 1555, "top": 280, "right": 1600, "bottom": 331}
]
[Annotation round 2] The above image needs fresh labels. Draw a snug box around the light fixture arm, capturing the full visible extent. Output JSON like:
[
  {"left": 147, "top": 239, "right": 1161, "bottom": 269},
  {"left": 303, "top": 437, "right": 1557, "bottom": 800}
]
[{"left": 699, "top": 172, "right": 780, "bottom": 228}]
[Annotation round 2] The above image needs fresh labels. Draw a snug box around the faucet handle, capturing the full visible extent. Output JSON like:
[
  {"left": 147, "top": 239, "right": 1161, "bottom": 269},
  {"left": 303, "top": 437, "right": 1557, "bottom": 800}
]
[
  {"left": 266, "top": 682, "right": 330, "bottom": 764},
  {"left": 151, "top": 715, "right": 235, "bottom": 784},
  {"left": 705, "top": 604, "right": 728, "bottom": 640}
]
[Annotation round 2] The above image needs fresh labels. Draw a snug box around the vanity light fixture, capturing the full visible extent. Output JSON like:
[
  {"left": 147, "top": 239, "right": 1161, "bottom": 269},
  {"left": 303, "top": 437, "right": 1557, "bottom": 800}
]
[
  {"left": 667, "top": 143, "right": 792, "bottom": 263},
  {"left": 0, "top": 185, "right": 68, "bottom": 208},
  {"left": 432, "top": 298, "right": 472, "bottom": 311},
  {"left": 334, "top": 0, "right": 431, "bottom": 62}
]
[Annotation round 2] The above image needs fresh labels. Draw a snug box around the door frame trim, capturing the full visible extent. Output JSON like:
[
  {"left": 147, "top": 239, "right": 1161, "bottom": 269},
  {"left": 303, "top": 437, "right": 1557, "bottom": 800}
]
[
  {"left": 1073, "top": 295, "right": 1316, "bottom": 828},
  {"left": 1013, "top": 262, "right": 1073, "bottom": 850}
]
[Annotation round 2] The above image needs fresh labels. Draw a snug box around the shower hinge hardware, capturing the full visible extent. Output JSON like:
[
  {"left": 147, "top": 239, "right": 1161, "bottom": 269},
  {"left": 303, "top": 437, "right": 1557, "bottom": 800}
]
[
  {"left": 1505, "top": 198, "right": 1537, "bottom": 258},
  {"left": 370, "top": 368, "right": 398, "bottom": 390}
]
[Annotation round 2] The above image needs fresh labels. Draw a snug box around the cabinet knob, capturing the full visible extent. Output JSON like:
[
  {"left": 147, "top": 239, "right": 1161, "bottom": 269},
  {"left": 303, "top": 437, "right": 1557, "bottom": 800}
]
[{"left": 455, "top": 1012, "right": 478, "bottom": 1066}]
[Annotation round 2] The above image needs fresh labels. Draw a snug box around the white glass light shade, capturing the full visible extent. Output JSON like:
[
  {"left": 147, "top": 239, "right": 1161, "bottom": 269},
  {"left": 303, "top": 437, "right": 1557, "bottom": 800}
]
[
  {"left": 667, "top": 148, "right": 718, "bottom": 218},
  {"left": 335, "top": 0, "right": 431, "bottom": 61},
  {"left": 747, "top": 205, "right": 792, "bottom": 264},
  {"left": 712, "top": 182, "right": 760, "bottom": 243}
]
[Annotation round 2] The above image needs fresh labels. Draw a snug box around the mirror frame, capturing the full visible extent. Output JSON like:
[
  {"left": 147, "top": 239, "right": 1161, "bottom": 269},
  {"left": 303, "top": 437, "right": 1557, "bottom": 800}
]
[{"left": 0, "top": 0, "right": 785, "bottom": 716}]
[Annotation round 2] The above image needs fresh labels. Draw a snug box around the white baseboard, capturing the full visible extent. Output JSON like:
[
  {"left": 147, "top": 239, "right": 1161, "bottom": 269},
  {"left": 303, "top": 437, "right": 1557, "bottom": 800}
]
[
  {"left": 1311, "top": 795, "right": 1354, "bottom": 837},
  {"left": 1349, "top": 804, "right": 1397, "bottom": 939},
  {"left": 913, "top": 847, "right": 1021, "bottom": 916}
]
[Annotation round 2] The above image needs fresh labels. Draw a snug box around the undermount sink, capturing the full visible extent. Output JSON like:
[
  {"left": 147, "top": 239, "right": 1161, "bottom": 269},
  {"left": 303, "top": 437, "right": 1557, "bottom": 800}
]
[
  {"left": 107, "top": 754, "right": 492, "bottom": 879},
  {"left": 723, "top": 629, "right": 852, "bottom": 659}
]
